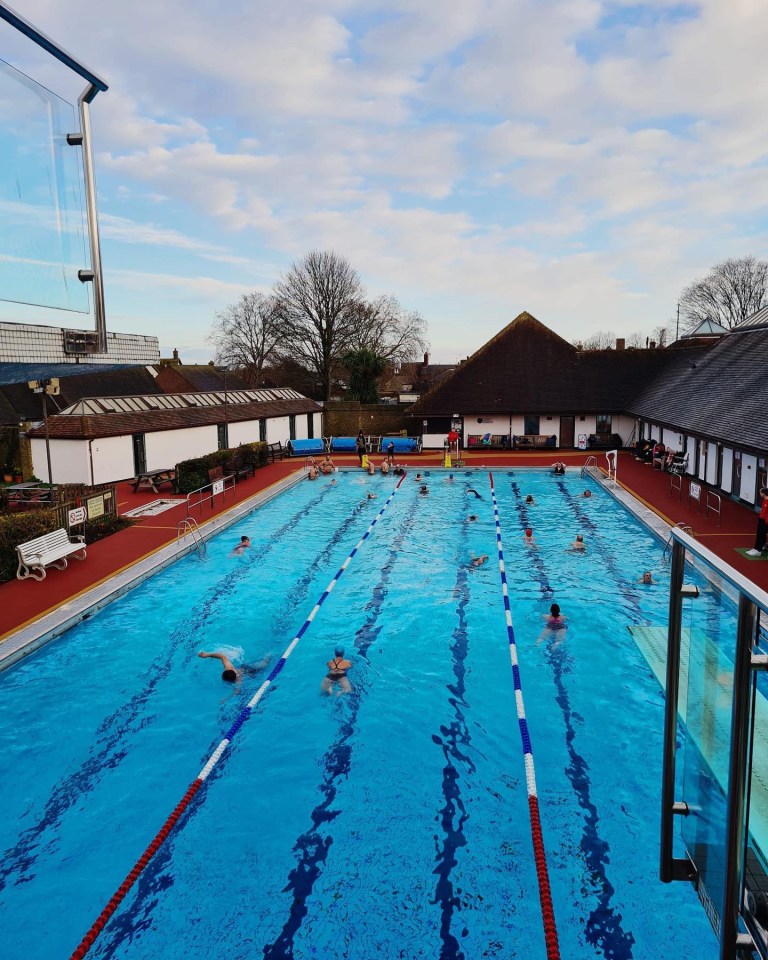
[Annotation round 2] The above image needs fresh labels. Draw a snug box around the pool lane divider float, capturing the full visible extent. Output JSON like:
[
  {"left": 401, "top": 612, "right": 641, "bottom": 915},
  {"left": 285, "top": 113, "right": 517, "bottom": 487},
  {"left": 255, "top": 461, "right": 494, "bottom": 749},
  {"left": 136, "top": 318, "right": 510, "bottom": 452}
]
[
  {"left": 69, "top": 473, "right": 408, "bottom": 960},
  {"left": 488, "top": 471, "right": 562, "bottom": 960}
]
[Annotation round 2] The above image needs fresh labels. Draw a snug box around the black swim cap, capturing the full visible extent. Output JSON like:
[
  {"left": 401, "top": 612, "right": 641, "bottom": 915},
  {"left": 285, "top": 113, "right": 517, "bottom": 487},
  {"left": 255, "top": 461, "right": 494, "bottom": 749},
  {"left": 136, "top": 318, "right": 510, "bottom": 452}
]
[{"left": 222, "top": 669, "right": 237, "bottom": 682}]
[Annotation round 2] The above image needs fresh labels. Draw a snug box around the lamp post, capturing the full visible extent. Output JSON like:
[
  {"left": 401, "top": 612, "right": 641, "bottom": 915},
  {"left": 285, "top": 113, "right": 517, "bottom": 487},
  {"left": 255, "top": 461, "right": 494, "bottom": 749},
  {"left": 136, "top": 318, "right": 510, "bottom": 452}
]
[{"left": 28, "top": 378, "right": 59, "bottom": 488}]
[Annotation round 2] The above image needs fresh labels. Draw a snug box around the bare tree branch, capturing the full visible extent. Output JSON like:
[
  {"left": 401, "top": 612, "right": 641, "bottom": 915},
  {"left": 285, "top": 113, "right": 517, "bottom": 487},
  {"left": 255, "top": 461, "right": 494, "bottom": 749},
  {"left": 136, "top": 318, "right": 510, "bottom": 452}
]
[
  {"left": 680, "top": 256, "right": 768, "bottom": 330},
  {"left": 208, "top": 292, "right": 283, "bottom": 384},
  {"left": 348, "top": 294, "right": 429, "bottom": 364},
  {"left": 272, "top": 251, "right": 364, "bottom": 400}
]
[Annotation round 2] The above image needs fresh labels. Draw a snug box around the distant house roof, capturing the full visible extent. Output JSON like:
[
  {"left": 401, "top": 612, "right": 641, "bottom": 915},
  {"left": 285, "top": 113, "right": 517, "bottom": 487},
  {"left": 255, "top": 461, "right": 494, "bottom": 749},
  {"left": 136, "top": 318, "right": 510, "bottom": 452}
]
[
  {"left": 379, "top": 359, "right": 455, "bottom": 397},
  {"left": 153, "top": 364, "right": 250, "bottom": 393},
  {"left": 408, "top": 311, "right": 710, "bottom": 417},
  {"left": 27, "top": 390, "right": 321, "bottom": 440},
  {"left": 627, "top": 325, "right": 768, "bottom": 452}
]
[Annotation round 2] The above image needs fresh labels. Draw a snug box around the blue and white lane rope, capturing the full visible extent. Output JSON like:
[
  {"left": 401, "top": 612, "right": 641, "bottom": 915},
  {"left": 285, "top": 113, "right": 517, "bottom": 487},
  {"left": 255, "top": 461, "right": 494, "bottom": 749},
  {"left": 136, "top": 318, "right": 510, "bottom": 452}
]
[
  {"left": 488, "top": 471, "right": 561, "bottom": 960},
  {"left": 70, "top": 473, "right": 407, "bottom": 960}
]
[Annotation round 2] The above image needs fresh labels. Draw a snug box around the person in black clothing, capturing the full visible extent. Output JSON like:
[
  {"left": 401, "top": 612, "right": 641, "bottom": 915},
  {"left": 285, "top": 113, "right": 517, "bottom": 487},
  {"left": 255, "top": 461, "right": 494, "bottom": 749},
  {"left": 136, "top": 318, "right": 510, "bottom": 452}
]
[{"left": 355, "top": 430, "right": 366, "bottom": 466}]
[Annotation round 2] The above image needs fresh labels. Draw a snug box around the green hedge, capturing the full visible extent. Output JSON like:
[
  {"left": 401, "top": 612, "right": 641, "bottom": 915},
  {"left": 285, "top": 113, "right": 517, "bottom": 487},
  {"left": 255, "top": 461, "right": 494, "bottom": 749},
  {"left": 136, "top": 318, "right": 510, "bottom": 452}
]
[
  {"left": 175, "top": 441, "right": 269, "bottom": 494},
  {"left": 0, "top": 511, "right": 135, "bottom": 583}
]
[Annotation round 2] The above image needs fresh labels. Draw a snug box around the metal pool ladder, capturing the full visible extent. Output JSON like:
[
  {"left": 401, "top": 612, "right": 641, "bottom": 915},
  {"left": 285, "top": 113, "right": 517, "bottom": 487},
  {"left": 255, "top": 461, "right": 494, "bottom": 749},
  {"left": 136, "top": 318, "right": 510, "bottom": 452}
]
[
  {"left": 581, "top": 455, "right": 597, "bottom": 477},
  {"left": 177, "top": 517, "right": 206, "bottom": 557}
]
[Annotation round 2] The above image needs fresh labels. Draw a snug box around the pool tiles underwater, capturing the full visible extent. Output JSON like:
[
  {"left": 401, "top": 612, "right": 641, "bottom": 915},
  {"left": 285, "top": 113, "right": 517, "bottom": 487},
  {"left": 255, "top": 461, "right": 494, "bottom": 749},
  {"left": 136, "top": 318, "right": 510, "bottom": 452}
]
[{"left": 0, "top": 469, "right": 721, "bottom": 960}]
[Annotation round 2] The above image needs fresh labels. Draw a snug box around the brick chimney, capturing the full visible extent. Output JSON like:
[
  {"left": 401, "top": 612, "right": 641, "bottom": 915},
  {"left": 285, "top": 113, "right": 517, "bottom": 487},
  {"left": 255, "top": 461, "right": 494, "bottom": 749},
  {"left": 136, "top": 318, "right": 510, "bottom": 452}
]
[
  {"left": 616, "top": 338, "right": 625, "bottom": 351},
  {"left": 649, "top": 340, "right": 657, "bottom": 349},
  {"left": 423, "top": 352, "right": 429, "bottom": 366}
]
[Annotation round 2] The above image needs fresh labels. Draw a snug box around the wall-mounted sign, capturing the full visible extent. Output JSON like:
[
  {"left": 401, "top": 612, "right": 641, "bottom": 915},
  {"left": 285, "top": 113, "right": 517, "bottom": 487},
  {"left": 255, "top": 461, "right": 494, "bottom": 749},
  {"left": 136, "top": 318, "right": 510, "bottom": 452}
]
[
  {"left": 689, "top": 482, "right": 701, "bottom": 502},
  {"left": 212, "top": 479, "right": 224, "bottom": 495},
  {"left": 68, "top": 506, "right": 86, "bottom": 526}
]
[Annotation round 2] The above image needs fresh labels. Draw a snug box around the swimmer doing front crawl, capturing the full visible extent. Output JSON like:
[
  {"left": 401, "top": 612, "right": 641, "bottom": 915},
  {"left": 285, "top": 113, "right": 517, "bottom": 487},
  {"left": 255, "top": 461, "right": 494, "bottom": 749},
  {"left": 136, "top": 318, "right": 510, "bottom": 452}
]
[{"left": 198, "top": 650, "right": 270, "bottom": 683}]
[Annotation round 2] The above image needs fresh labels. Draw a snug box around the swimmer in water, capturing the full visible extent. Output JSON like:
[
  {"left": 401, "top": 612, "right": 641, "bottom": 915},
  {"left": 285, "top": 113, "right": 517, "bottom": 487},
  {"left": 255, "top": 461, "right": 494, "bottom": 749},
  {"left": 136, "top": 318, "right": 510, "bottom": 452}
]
[
  {"left": 537, "top": 603, "right": 567, "bottom": 646},
  {"left": 198, "top": 650, "right": 270, "bottom": 682},
  {"left": 469, "top": 553, "right": 488, "bottom": 567},
  {"left": 523, "top": 528, "right": 536, "bottom": 547},
  {"left": 230, "top": 535, "right": 251, "bottom": 556},
  {"left": 467, "top": 488, "right": 482, "bottom": 499},
  {"left": 321, "top": 645, "right": 352, "bottom": 695},
  {"left": 568, "top": 534, "right": 586, "bottom": 552}
]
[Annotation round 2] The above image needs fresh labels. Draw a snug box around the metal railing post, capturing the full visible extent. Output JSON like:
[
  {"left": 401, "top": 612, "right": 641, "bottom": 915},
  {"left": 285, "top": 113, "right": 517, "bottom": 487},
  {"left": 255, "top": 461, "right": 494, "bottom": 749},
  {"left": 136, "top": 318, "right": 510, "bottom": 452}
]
[
  {"left": 719, "top": 595, "right": 758, "bottom": 960},
  {"left": 660, "top": 537, "right": 692, "bottom": 882}
]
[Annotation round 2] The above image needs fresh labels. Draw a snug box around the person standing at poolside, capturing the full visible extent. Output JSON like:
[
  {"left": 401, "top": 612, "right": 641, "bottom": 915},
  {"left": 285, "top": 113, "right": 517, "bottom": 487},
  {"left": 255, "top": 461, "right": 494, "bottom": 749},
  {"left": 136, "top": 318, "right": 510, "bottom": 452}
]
[
  {"left": 321, "top": 645, "right": 352, "bottom": 695},
  {"left": 386, "top": 440, "right": 395, "bottom": 464},
  {"left": 356, "top": 431, "right": 366, "bottom": 466},
  {"left": 747, "top": 487, "right": 768, "bottom": 556}
]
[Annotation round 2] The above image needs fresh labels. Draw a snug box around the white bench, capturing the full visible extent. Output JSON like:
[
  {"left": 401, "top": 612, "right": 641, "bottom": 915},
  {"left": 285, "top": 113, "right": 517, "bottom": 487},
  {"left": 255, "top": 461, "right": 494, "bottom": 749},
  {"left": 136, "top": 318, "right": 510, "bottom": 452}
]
[{"left": 16, "top": 528, "right": 87, "bottom": 581}]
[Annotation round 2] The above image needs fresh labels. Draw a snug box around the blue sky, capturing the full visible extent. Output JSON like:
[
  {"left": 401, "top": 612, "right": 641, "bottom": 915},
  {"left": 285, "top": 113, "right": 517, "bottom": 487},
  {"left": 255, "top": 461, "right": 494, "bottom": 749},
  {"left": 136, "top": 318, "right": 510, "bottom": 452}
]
[{"left": 1, "top": 0, "right": 766, "bottom": 363}]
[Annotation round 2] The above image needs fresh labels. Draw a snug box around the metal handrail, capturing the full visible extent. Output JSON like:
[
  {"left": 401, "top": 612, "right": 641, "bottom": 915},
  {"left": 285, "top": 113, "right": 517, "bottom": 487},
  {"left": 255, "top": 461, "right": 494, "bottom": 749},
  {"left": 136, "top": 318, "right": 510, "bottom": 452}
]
[
  {"left": 185, "top": 474, "right": 235, "bottom": 516},
  {"left": 177, "top": 517, "right": 205, "bottom": 557},
  {"left": 581, "top": 456, "right": 597, "bottom": 477},
  {"left": 663, "top": 522, "right": 694, "bottom": 561}
]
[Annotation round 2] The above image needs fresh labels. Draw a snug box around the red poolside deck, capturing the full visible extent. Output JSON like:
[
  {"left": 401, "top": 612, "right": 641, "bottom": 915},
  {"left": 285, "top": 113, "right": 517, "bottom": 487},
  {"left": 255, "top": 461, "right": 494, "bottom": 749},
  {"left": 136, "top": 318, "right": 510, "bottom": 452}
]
[{"left": 1, "top": 449, "right": 766, "bottom": 642}]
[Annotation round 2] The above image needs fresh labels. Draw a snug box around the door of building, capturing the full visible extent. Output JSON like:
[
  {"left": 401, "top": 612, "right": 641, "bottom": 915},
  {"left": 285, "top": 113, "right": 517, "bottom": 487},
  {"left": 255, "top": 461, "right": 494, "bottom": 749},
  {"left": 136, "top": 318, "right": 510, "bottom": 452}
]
[
  {"left": 559, "top": 416, "right": 574, "bottom": 448},
  {"left": 132, "top": 434, "right": 146, "bottom": 475}
]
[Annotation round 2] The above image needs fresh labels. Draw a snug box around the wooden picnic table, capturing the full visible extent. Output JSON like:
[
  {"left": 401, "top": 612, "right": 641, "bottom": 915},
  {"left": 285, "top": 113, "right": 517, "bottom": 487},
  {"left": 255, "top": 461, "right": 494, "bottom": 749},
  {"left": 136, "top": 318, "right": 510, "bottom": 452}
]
[
  {"left": 6, "top": 482, "right": 54, "bottom": 504},
  {"left": 132, "top": 468, "right": 177, "bottom": 494}
]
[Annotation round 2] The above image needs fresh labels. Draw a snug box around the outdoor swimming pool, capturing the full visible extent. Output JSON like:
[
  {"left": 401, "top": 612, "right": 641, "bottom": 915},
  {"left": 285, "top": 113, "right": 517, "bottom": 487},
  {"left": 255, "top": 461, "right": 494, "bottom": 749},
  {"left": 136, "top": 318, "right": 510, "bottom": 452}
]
[{"left": 0, "top": 468, "right": 722, "bottom": 959}]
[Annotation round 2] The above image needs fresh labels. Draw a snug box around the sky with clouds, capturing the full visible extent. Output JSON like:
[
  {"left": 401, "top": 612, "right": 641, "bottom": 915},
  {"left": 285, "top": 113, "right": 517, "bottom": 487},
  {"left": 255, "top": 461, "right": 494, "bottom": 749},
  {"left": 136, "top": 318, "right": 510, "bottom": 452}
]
[{"left": 1, "top": 0, "right": 766, "bottom": 363}]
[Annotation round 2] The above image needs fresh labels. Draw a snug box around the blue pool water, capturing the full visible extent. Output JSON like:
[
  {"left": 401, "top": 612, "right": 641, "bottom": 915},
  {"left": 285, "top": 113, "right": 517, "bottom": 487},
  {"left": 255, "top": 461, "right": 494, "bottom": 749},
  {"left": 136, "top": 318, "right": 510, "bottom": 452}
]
[{"left": 0, "top": 469, "right": 722, "bottom": 959}]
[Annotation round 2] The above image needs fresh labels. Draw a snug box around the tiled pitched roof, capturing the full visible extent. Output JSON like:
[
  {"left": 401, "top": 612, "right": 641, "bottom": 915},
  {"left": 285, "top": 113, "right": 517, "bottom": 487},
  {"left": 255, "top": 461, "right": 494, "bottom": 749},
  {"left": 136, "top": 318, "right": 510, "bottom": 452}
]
[
  {"left": 158, "top": 365, "right": 250, "bottom": 392},
  {"left": 408, "top": 311, "right": 707, "bottom": 416},
  {"left": 627, "top": 328, "right": 768, "bottom": 451},
  {"left": 27, "top": 396, "right": 322, "bottom": 440}
]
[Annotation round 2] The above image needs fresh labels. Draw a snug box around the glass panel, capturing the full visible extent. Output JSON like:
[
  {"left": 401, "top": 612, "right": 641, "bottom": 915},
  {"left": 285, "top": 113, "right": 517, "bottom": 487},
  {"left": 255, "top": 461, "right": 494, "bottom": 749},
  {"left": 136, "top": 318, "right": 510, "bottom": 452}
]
[
  {"left": 0, "top": 58, "right": 89, "bottom": 312},
  {"left": 679, "top": 552, "right": 741, "bottom": 938},
  {"left": 744, "top": 620, "right": 768, "bottom": 952}
]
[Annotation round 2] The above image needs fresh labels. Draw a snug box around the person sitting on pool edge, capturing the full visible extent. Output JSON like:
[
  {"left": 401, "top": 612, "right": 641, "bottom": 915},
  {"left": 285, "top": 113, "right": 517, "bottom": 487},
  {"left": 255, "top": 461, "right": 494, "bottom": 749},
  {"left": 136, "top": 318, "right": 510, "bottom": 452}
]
[
  {"left": 230, "top": 535, "right": 251, "bottom": 556},
  {"left": 321, "top": 645, "right": 352, "bottom": 695},
  {"left": 320, "top": 455, "right": 335, "bottom": 475},
  {"left": 198, "top": 650, "right": 270, "bottom": 683}
]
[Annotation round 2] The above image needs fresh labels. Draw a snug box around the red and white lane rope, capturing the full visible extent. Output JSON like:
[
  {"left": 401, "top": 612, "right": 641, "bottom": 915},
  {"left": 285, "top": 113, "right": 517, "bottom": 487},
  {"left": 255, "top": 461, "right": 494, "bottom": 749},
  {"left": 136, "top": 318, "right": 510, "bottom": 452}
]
[
  {"left": 488, "top": 471, "right": 561, "bottom": 960},
  {"left": 69, "top": 474, "right": 407, "bottom": 960}
]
